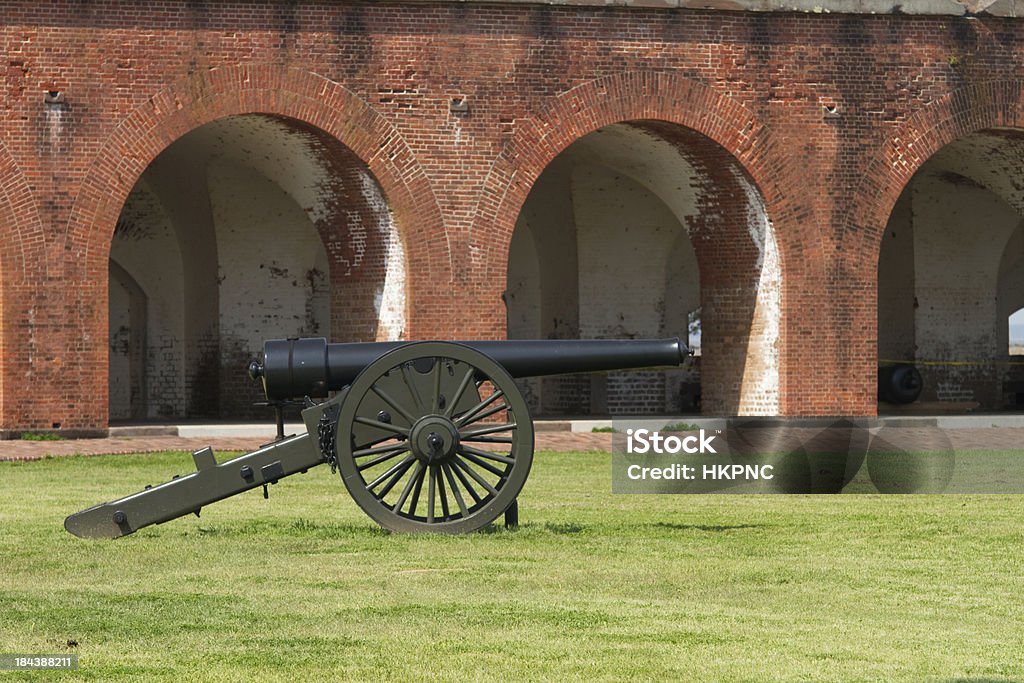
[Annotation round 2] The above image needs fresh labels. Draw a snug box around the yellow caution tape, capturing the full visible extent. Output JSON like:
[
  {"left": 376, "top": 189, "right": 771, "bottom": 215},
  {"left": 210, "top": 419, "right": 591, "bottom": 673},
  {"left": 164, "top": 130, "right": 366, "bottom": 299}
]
[{"left": 880, "top": 358, "right": 1024, "bottom": 367}]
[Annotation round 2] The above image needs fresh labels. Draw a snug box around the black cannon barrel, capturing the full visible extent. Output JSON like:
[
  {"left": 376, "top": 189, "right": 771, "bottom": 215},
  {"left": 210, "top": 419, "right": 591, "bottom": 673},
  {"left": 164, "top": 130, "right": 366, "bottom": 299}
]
[{"left": 253, "top": 337, "right": 688, "bottom": 401}]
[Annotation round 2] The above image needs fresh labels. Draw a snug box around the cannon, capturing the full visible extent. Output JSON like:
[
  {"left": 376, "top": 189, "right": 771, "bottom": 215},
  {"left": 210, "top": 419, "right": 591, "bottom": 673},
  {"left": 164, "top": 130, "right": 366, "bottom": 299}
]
[{"left": 66, "top": 337, "right": 687, "bottom": 538}]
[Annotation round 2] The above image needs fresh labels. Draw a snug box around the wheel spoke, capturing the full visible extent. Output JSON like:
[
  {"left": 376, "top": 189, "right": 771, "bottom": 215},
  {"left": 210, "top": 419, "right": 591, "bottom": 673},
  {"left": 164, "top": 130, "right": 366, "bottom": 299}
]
[
  {"left": 449, "top": 460, "right": 483, "bottom": 504},
  {"left": 427, "top": 466, "right": 436, "bottom": 523},
  {"left": 353, "top": 442, "right": 408, "bottom": 458},
  {"left": 460, "top": 422, "right": 517, "bottom": 439},
  {"left": 354, "top": 416, "right": 409, "bottom": 437},
  {"left": 452, "top": 456, "right": 499, "bottom": 496},
  {"left": 394, "top": 461, "right": 425, "bottom": 513},
  {"left": 357, "top": 447, "right": 409, "bottom": 472},
  {"left": 377, "top": 457, "right": 416, "bottom": 499},
  {"left": 444, "top": 366, "right": 476, "bottom": 418},
  {"left": 455, "top": 390, "right": 506, "bottom": 427},
  {"left": 367, "top": 454, "right": 415, "bottom": 491},
  {"left": 356, "top": 434, "right": 405, "bottom": 450},
  {"left": 457, "top": 447, "right": 507, "bottom": 477},
  {"left": 408, "top": 465, "right": 427, "bottom": 517},
  {"left": 437, "top": 465, "right": 451, "bottom": 519},
  {"left": 441, "top": 463, "right": 469, "bottom": 517},
  {"left": 462, "top": 435, "right": 513, "bottom": 445},
  {"left": 431, "top": 359, "right": 442, "bottom": 413},
  {"left": 460, "top": 401, "right": 516, "bottom": 428},
  {"left": 370, "top": 385, "right": 418, "bottom": 426},
  {"left": 456, "top": 445, "right": 515, "bottom": 465},
  {"left": 400, "top": 363, "right": 427, "bottom": 415}
]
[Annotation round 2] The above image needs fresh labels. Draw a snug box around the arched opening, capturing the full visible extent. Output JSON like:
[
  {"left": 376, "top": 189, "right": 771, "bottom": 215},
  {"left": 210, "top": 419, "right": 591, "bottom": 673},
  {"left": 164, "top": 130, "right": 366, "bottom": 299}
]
[
  {"left": 108, "top": 260, "right": 149, "bottom": 420},
  {"left": 506, "top": 121, "right": 780, "bottom": 416},
  {"left": 878, "top": 129, "right": 1024, "bottom": 412},
  {"left": 1011, "top": 309, "right": 1024, "bottom": 356},
  {"left": 108, "top": 114, "right": 406, "bottom": 421}
]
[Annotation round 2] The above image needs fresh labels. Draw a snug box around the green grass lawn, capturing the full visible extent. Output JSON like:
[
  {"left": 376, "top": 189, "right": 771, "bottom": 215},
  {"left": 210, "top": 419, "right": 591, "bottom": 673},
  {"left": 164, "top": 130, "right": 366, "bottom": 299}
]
[{"left": 1, "top": 450, "right": 1023, "bottom": 682}]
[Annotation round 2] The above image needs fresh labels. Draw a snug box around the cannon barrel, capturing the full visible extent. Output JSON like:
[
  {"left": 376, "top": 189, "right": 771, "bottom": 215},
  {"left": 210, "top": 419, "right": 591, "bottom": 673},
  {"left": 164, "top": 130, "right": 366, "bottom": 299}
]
[{"left": 251, "top": 337, "right": 688, "bottom": 401}]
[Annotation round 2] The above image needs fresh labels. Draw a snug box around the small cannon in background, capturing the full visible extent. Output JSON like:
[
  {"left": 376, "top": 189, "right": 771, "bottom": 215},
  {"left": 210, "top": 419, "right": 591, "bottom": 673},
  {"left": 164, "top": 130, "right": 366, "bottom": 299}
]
[
  {"left": 878, "top": 363, "right": 923, "bottom": 405},
  {"left": 66, "top": 337, "right": 687, "bottom": 538}
]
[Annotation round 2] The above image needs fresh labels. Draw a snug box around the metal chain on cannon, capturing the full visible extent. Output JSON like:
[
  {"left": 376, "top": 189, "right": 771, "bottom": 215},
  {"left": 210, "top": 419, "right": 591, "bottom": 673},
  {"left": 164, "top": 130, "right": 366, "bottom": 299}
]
[{"left": 317, "top": 404, "right": 341, "bottom": 473}]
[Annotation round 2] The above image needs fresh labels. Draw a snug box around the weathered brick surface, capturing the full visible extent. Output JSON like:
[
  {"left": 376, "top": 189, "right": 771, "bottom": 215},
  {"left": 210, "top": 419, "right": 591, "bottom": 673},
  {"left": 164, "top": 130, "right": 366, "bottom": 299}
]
[{"left": 1, "top": 1, "right": 1022, "bottom": 429}]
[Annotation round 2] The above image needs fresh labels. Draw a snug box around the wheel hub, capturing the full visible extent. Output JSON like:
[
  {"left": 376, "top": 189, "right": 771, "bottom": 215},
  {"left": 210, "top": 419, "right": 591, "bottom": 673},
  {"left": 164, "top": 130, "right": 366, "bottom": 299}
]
[{"left": 410, "top": 416, "right": 460, "bottom": 464}]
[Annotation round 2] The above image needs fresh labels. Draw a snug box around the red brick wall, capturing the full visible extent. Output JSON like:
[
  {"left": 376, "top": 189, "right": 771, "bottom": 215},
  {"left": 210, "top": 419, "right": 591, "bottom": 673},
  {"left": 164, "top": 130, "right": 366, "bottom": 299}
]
[{"left": 2, "top": 1, "right": 1023, "bottom": 429}]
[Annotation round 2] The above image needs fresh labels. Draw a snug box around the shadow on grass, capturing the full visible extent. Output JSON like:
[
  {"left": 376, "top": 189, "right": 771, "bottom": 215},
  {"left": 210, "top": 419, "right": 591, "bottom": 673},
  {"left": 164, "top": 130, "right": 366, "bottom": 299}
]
[
  {"left": 652, "top": 522, "right": 766, "bottom": 532},
  {"left": 541, "top": 522, "right": 585, "bottom": 534},
  {"left": 483, "top": 522, "right": 768, "bottom": 535},
  {"left": 477, "top": 524, "right": 518, "bottom": 535},
  {"left": 188, "top": 519, "right": 769, "bottom": 539},
  {"left": 478, "top": 521, "right": 586, "bottom": 535},
  {"left": 189, "top": 518, "right": 391, "bottom": 539}
]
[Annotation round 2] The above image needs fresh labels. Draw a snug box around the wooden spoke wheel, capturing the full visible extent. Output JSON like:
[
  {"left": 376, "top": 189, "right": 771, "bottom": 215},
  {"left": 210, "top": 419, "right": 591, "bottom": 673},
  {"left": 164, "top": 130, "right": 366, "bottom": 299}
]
[{"left": 335, "top": 342, "right": 534, "bottom": 533}]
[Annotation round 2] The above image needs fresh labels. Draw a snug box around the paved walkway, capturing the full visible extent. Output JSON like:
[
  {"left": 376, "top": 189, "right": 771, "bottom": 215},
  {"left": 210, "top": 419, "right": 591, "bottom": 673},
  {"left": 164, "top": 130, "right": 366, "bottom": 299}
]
[
  {"left": 4, "top": 425, "right": 1024, "bottom": 462},
  {"left": 0, "top": 432, "right": 615, "bottom": 461}
]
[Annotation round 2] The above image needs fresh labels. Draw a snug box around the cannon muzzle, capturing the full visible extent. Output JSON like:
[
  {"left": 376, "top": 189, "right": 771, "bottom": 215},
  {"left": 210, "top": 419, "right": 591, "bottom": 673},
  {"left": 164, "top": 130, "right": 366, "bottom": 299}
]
[{"left": 250, "top": 337, "right": 688, "bottom": 401}]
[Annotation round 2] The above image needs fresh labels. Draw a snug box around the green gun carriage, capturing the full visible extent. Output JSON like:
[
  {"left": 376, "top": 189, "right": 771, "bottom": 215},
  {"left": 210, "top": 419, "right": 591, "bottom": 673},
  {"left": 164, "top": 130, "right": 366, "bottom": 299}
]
[{"left": 66, "top": 337, "right": 687, "bottom": 538}]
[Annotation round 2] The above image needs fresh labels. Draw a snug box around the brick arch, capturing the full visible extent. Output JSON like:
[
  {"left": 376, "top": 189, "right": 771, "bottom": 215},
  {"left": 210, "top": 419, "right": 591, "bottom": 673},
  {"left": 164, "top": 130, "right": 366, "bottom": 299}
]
[
  {"left": 63, "top": 65, "right": 446, "bottom": 428},
  {"left": 472, "top": 72, "right": 811, "bottom": 286},
  {"left": 842, "top": 80, "right": 1024, "bottom": 263},
  {"left": 0, "top": 138, "right": 47, "bottom": 429},
  {"left": 469, "top": 72, "right": 818, "bottom": 414},
  {"left": 67, "top": 64, "right": 447, "bottom": 308},
  {"left": 0, "top": 141, "right": 46, "bottom": 280}
]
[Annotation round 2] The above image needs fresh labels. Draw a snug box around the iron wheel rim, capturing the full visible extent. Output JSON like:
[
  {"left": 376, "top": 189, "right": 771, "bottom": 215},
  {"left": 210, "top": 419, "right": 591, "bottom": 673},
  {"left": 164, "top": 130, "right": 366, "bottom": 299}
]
[{"left": 336, "top": 341, "right": 534, "bottom": 533}]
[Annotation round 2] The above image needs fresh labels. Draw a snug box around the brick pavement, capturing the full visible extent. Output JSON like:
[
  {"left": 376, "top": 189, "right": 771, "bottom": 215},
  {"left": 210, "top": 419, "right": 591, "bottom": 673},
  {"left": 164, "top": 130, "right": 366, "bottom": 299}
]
[
  {"left": 0, "top": 432, "right": 615, "bottom": 461},
  {"left": 2, "top": 428, "right": 1022, "bottom": 463}
]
